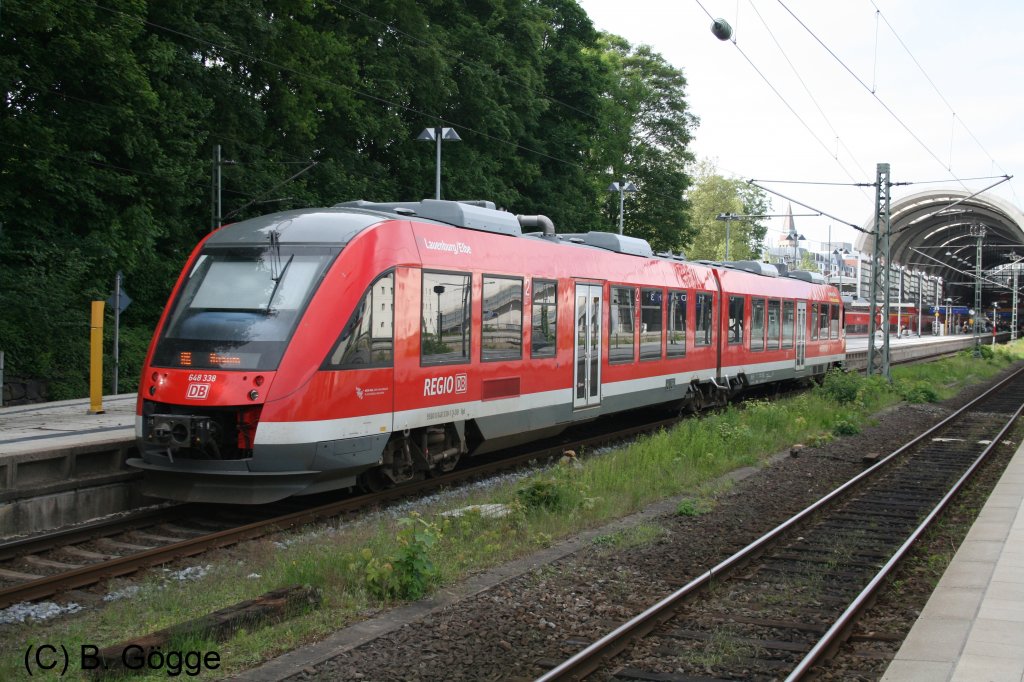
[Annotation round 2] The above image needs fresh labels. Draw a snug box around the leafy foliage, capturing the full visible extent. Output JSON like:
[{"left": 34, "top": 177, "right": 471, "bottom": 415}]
[
  {"left": 684, "top": 159, "right": 771, "bottom": 261},
  {"left": 898, "top": 380, "right": 940, "bottom": 404},
  {"left": 348, "top": 513, "right": 442, "bottom": 601},
  {"left": 0, "top": 0, "right": 697, "bottom": 398},
  {"left": 832, "top": 418, "right": 861, "bottom": 436},
  {"left": 515, "top": 461, "right": 594, "bottom": 513}
]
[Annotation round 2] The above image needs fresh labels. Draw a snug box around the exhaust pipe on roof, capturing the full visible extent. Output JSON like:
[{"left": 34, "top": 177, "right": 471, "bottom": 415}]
[{"left": 516, "top": 214, "right": 555, "bottom": 236}]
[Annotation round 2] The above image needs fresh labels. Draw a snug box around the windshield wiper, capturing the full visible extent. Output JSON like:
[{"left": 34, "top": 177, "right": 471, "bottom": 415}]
[{"left": 266, "top": 254, "right": 294, "bottom": 312}]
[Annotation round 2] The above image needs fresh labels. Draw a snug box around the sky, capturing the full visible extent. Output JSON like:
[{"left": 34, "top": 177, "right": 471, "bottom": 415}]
[{"left": 576, "top": 0, "right": 1024, "bottom": 254}]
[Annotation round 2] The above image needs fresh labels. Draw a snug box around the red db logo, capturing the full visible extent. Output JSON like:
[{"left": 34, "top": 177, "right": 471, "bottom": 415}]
[{"left": 186, "top": 383, "right": 210, "bottom": 400}]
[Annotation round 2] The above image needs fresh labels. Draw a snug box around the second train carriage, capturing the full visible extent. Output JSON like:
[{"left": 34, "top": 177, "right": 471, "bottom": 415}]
[{"left": 129, "top": 199, "right": 845, "bottom": 503}]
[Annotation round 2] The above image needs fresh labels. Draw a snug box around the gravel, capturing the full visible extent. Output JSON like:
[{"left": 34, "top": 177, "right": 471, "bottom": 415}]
[{"left": 277, "top": 372, "right": 1011, "bottom": 682}]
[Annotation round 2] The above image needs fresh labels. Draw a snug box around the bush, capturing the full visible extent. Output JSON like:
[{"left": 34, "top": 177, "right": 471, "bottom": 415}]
[
  {"left": 348, "top": 513, "right": 442, "bottom": 601},
  {"left": 675, "top": 498, "right": 709, "bottom": 517},
  {"left": 817, "top": 369, "right": 863, "bottom": 405},
  {"left": 832, "top": 418, "right": 860, "bottom": 436},
  {"left": 900, "top": 380, "right": 940, "bottom": 404},
  {"left": 514, "top": 465, "right": 593, "bottom": 513}
]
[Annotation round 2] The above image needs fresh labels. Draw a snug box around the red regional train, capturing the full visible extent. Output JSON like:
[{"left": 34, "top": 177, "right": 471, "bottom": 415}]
[
  {"left": 844, "top": 304, "right": 933, "bottom": 336},
  {"left": 129, "top": 200, "right": 845, "bottom": 503}
]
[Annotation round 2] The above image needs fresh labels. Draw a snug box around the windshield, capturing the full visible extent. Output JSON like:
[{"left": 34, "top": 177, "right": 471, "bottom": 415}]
[{"left": 152, "top": 245, "right": 338, "bottom": 370}]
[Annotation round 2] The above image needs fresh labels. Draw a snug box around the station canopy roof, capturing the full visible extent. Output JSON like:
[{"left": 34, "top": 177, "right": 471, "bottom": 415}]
[{"left": 854, "top": 190, "right": 1024, "bottom": 289}]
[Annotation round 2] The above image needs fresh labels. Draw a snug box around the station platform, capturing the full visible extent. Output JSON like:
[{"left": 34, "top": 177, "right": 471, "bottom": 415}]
[
  {"left": 882, "top": 438, "right": 1024, "bottom": 681},
  {"left": 0, "top": 395, "right": 140, "bottom": 536},
  {"left": 0, "top": 394, "right": 136, "bottom": 457}
]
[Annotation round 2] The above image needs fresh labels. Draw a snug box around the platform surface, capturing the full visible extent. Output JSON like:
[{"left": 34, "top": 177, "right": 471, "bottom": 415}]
[
  {"left": 0, "top": 394, "right": 136, "bottom": 457},
  {"left": 883, "top": 439, "right": 1024, "bottom": 681}
]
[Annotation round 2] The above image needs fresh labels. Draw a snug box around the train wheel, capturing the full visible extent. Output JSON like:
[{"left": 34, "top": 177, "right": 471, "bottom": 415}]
[
  {"left": 685, "top": 390, "right": 704, "bottom": 414},
  {"left": 357, "top": 468, "right": 391, "bottom": 493}
]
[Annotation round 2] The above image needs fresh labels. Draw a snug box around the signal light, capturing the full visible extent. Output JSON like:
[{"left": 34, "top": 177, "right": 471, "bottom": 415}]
[{"left": 254, "top": 375, "right": 264, "bottom": 386}]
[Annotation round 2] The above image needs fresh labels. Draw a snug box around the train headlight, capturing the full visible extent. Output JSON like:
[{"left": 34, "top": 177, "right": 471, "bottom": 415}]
[{"left": 248, "top": 389, "right": 259, "bottom": 401}]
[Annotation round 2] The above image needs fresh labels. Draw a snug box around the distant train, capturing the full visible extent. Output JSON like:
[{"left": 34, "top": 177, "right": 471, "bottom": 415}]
[
  {"left": 844, "top": 304, "right": 938, "bottom": 336},
  {"left": 129, "top": 200, "right": 845, "bottom": 504}
]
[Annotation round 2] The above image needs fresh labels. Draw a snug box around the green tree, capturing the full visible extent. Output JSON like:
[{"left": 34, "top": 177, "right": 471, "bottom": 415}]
[
  {"left": 595, "top": 35, "right": 696, "bottom": 252},
  {"left": 684, "top": 159, "right": 770, "bottom": 261},
  {"left": 0, "top": 0, "right": 700, "bottom": 399}
]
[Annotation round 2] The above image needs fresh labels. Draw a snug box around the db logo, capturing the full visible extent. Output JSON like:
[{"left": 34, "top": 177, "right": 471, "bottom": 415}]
[
  {"left": 423, "top": 373, "right": 469, "bottom": 397},
  {"left": 186, "top": 383, "right": 211, "bottom": 400}
]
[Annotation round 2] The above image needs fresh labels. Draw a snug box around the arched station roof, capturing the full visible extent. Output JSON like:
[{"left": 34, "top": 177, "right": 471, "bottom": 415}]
[{"left": 854, "top": 190, "right": 1024, "bottom": 290}]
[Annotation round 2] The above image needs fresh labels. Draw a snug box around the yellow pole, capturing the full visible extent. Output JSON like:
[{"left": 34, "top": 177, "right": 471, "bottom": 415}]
[{"left": 88, "top": 300, "right": 105, "bottom": 414}]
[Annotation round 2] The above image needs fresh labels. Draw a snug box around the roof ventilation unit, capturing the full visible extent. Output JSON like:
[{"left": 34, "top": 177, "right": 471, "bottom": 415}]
[
  {"left": 334, "top": 199, "right": 522, "bottom": 237},
  {"left": 787, "top": 270, "right": 827, "bottom": 284},
  {"left": 559, "top": 232, "right": 653, "bottom": 257},
  {"left": 728, "top": 261, "right": 780, "bottom": 277}
]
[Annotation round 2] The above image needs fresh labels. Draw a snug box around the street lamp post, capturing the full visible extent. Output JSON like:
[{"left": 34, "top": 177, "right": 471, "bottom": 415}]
[
  {"left": 608, "top": 180, "right": 637, "bottom": 235},
  {"left": 417, "top": 126, "right": 462, "bottom": 200},
  {"left": 786, "top": 231, "right": 806, "bottom": 266},
  {"left": 715, "top": 213, "right": 735, "bottom": 260}
]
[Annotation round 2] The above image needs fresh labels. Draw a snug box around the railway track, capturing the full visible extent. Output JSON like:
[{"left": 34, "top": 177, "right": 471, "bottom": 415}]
[
  {"left": 0, "top": 412, "right": 678, "bottom": 609},
  {"left": 535, "top": 365, "right": 1024, "bottom": 681},
  {"left": 0, "top": 340, "right": 989, "bottom": 612}
]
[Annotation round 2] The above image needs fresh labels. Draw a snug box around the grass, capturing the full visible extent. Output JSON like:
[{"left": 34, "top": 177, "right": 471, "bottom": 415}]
[{"left": 3, "top": 341, "right": 1023, "bottom": 679}]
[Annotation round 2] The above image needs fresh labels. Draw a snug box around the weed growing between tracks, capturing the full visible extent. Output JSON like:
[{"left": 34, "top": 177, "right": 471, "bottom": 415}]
[{"left": 3, "top": 342, "right": 1024, "bottom": 679}]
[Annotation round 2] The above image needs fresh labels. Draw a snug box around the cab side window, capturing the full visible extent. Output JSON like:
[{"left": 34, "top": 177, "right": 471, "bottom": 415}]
[{"left": 326, "top": 271, "right": 394, "bottom": 369}]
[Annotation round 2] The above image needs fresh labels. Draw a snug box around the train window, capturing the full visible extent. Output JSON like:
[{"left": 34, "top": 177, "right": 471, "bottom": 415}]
[
  {"left": 830, "top": 304, "right": 840, "bottom": 339},
  {"left": 750, "top": 298, "right": 765, "bottom": 351},
  {"left": 531, "top": 279, "right": 557, "bottom": 359},
  {"left": 782, "top": 301, "right": 795, "bottom": 348},
  {"left": 820, "top": 303, "right": 831, "bottom": 338},
  {"left": 695, "top": 292, "right": 713, "bottom": 346},
  {"left": 727, "top": 296, "right": 744, "bottom": 345},
  {"left": 767, "top": 299, "right": 781, "bottom": 350},
  {"left": 667, "top": 290, "right": 687, "bottom": 358},
  {"left": 421, "top": 271, "right": 471, "bottom": 365},
  {"left": 640, "top": 288, "right": 663, "bottom": 360},
  {"left": 810, "top": 303, "right": 819, "bottom": 341},
  {"left": 609, "top": 286, "right": 637, "bottom": 364},
  {"left": 481, "top": 276, "right": 523, "bottom": 362},
  {"left": 325, "top": 271, "right": 395, "bottom": 369}
]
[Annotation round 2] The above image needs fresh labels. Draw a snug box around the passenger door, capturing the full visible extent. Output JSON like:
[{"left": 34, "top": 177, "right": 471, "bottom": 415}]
[
  {"left": 795, "top": 301, "right": 807, "bottom": 371},
  {"left": 574, "top": 283, "right": 603, "bottom": 409}
]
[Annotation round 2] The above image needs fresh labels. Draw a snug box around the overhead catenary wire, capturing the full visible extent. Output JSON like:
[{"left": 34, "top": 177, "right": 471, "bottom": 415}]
[
  {"left": 744, "top": 0, "right": 872, "bottom": 182},
  {"left": 868, "top": 0, "right": 1018, "bottom": 205},
  {"left": 692, "top": 0, "right": 866, "bottom": 190},
  {"left": 773, "top": 0, "right": 1013, "bottom": 200}
]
